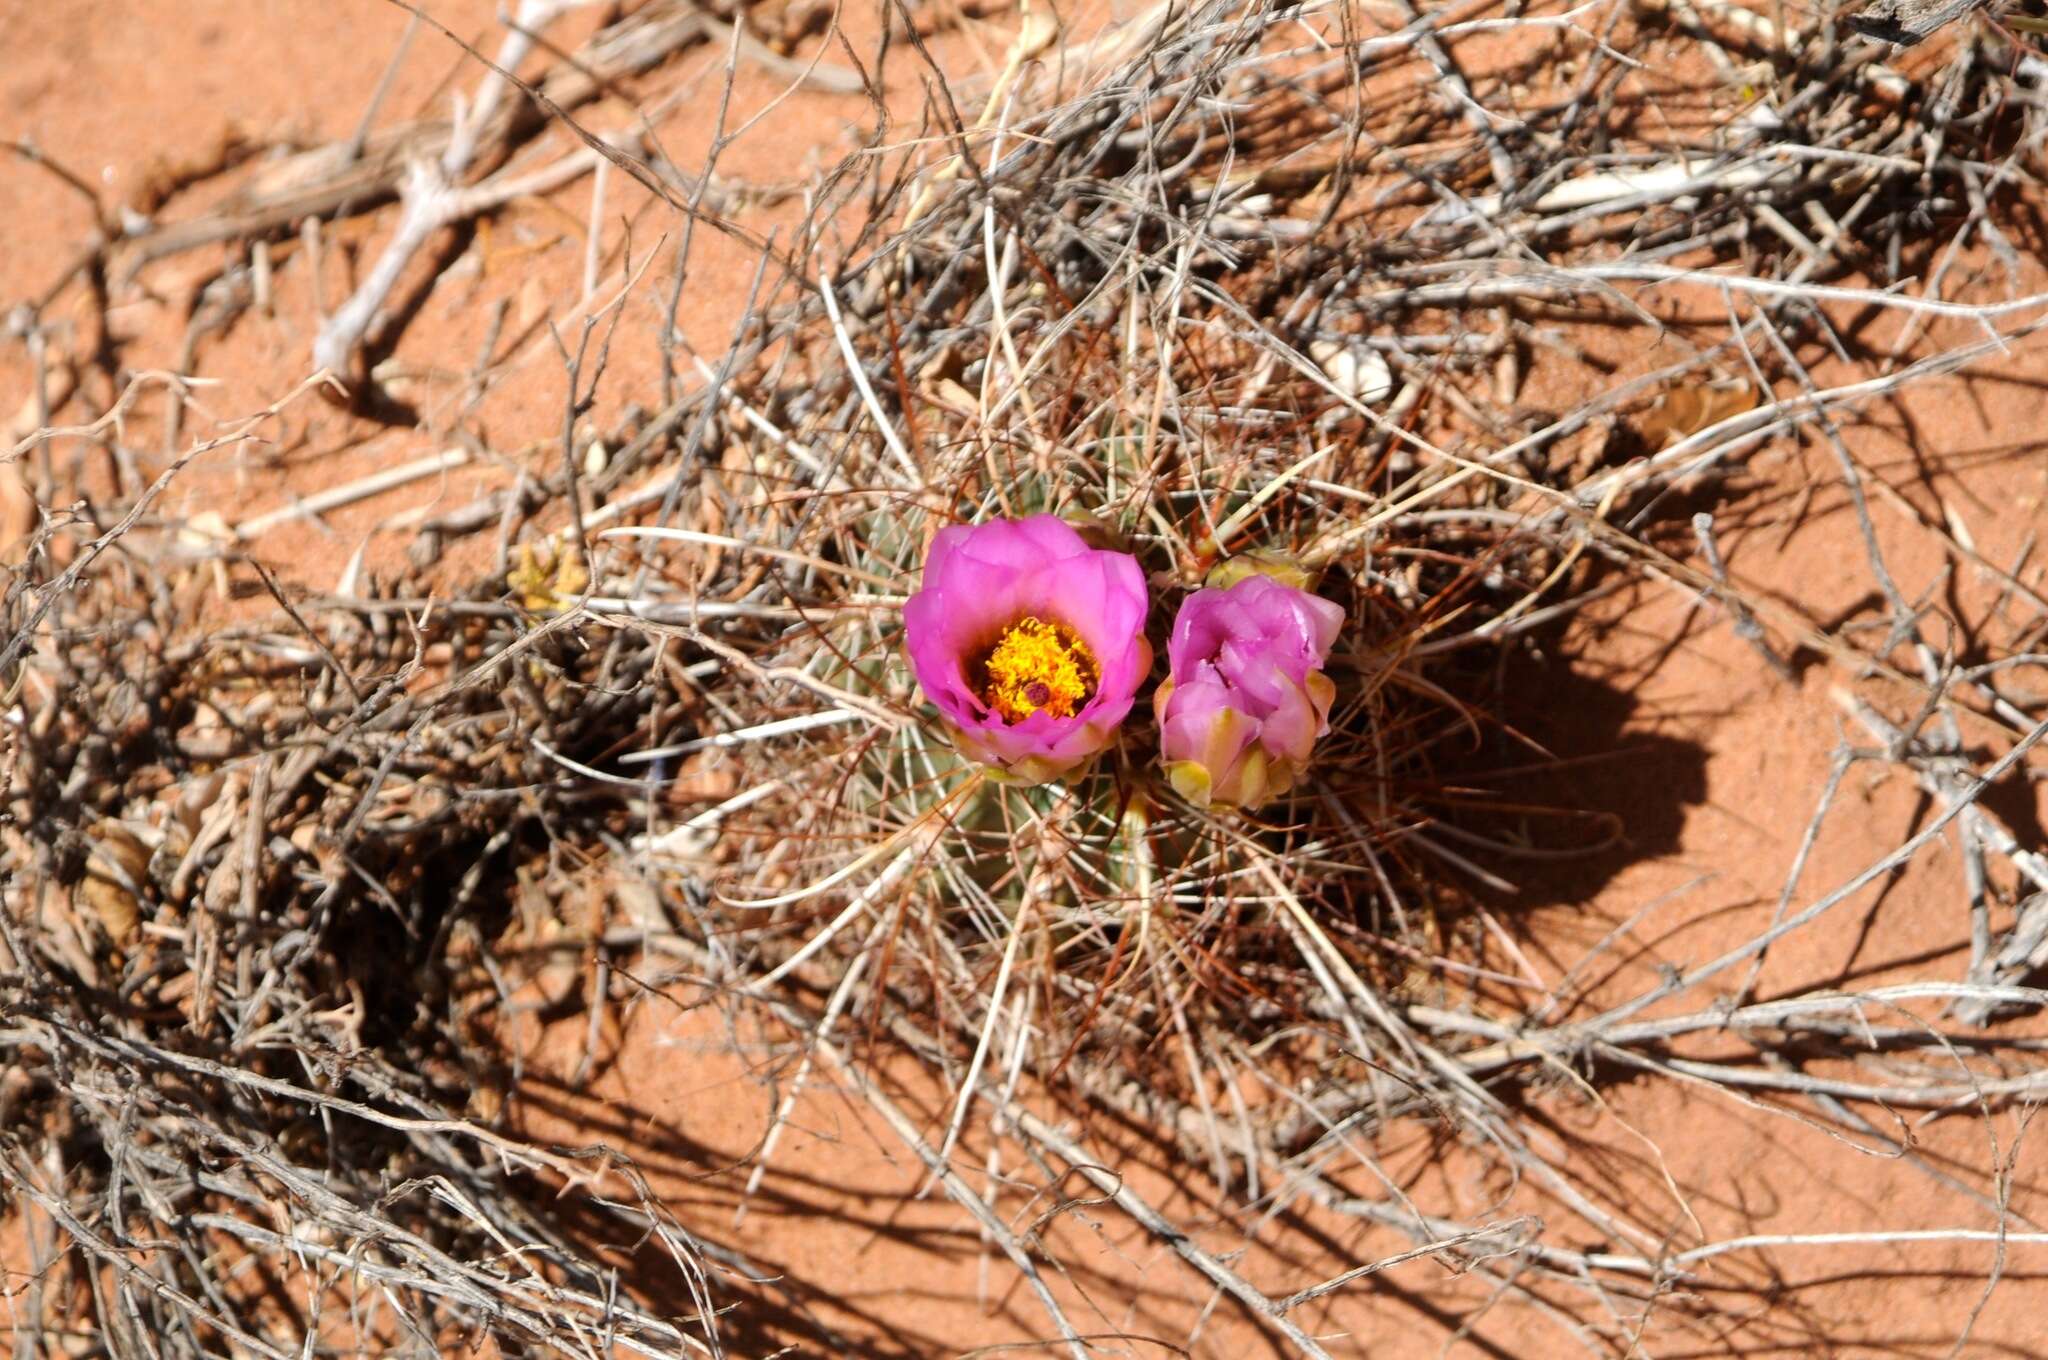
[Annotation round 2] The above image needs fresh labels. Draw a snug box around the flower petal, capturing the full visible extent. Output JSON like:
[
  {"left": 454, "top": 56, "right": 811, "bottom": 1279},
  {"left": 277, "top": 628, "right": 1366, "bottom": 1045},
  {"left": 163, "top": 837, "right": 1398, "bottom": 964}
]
[
  {"left": 904, "top": 515, "right": 1150, "bottom": 782},
  {"left": 1157, "top": 573, "right": 1343, "bottom": 809}
]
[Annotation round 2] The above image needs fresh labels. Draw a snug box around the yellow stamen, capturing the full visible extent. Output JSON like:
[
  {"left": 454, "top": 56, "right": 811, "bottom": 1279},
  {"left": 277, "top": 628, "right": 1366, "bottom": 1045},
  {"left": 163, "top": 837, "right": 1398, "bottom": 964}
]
[{"left": 975, "top": 616, "right": 1097, "bottom": 723}]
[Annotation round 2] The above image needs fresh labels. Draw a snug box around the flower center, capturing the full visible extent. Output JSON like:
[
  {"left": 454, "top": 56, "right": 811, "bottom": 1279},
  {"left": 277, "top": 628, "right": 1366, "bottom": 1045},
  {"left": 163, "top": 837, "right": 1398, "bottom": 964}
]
[{"left": 975, "top": 616, "right": 1097, "bottom": 724}]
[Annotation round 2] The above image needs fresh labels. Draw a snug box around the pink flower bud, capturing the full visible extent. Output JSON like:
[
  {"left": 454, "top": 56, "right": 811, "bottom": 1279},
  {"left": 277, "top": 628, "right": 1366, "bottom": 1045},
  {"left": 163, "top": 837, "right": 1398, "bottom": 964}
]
[
  {"left": 1154, "top": 574, "right": 1342, "bottom": 809},
  {"left": 903, "top": 515, "right": 1152, "bottom": 785}
]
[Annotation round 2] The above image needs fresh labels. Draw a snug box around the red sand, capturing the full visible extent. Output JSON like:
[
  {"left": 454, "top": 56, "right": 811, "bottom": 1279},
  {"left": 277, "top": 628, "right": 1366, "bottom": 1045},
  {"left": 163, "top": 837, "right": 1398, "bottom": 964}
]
[{"left": 4, "top": 1, "right": 2047, "bottom": 1355}]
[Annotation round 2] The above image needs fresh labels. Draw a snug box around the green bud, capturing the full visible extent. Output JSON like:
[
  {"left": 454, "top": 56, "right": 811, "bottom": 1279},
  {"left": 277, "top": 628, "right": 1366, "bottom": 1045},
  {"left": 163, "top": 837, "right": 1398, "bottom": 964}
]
[{"left": 1204, "top": 551, "right": 1314, "bottom": 592}]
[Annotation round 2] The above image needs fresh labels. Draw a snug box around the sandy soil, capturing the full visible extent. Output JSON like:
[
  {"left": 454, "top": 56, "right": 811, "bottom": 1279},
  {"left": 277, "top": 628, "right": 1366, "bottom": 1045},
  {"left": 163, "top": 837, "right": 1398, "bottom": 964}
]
[{"left": 4, "top": 1, "right": 2048, "bottom": 1356}]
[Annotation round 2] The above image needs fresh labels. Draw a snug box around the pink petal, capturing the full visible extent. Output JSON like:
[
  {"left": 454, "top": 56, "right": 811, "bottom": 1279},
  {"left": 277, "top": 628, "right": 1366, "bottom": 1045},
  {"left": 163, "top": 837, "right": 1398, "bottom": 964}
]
[
  {"left": 1157, "top": 574, "right": 1344, "bottom": 806},
  {"left": 904, "top": 515, "right": 1152, "bottom": 781}
]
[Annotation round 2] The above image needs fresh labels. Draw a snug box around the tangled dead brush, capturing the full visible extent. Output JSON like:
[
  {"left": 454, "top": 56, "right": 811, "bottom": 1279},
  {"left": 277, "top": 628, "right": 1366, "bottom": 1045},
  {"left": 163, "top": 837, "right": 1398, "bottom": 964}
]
[{"left": 6, "top": 0, "right": 2048, "bottom": 1355}]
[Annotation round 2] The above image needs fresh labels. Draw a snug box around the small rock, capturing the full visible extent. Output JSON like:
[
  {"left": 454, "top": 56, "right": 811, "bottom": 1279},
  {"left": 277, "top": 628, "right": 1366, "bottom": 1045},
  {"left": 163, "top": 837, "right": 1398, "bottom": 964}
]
[{"left": 1308, "top": 339, "right": 1394, "bottom": 405}]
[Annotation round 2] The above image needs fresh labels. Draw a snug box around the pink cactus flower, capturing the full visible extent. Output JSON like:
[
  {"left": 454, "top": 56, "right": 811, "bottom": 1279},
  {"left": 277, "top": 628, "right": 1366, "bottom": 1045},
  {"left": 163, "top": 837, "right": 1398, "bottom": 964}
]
[
  {"left": 903, "top": 515, "right": 1152, "bottom": 785},
  {"left": 1154, "top": 573, "right": 1343, "bottom": 809}
]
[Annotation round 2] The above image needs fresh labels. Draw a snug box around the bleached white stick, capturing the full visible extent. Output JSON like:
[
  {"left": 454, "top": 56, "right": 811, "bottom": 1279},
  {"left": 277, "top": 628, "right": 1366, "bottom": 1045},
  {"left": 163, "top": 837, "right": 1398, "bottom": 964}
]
[{"left": 235, "top": 447, "right": 469, "bottom": 539}]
